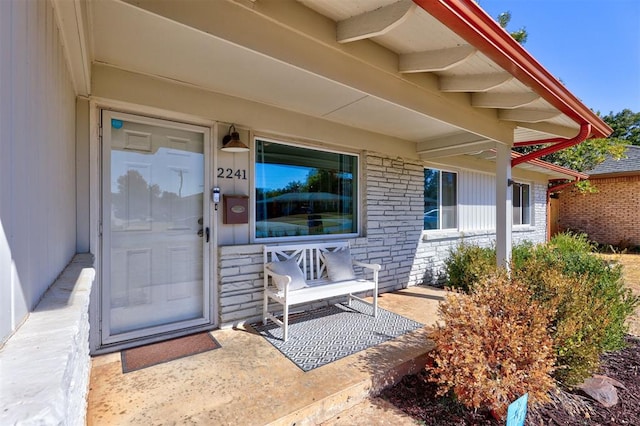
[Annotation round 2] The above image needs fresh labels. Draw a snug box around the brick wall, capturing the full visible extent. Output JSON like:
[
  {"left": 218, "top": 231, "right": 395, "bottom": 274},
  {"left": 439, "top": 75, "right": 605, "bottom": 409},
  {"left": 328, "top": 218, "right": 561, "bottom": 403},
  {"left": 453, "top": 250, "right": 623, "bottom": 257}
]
[{"left": 558, "top": 175, "right": 640, "bottom": 246}]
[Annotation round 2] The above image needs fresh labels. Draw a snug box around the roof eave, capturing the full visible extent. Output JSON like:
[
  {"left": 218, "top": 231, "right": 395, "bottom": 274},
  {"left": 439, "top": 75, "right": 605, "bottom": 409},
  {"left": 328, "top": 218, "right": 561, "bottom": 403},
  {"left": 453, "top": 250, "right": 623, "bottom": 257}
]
[{"left": 413, "top": 0, "right": 612, "bottom": 139}]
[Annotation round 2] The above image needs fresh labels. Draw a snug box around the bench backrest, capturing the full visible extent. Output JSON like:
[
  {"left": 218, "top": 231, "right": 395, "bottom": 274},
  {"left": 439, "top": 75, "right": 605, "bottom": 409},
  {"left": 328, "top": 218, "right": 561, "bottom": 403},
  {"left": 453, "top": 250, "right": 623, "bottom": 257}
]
[{"left": 263, "top": 241, "right": 350, "bottom": 282}]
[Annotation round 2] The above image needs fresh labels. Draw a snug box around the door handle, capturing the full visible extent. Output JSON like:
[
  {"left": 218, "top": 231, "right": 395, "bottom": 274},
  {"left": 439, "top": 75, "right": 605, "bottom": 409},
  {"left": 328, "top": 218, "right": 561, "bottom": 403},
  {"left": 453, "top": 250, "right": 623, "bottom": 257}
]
[{"left": 198, "top": 227, "right": 210, "bottom": 243}]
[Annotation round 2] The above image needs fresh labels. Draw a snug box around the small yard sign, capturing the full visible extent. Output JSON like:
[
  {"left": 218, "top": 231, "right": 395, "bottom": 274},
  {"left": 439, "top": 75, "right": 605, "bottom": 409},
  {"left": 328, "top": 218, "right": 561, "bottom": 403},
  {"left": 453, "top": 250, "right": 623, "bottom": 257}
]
[{"left": 506, "top": 393, "right": 528, "bottom": 426}]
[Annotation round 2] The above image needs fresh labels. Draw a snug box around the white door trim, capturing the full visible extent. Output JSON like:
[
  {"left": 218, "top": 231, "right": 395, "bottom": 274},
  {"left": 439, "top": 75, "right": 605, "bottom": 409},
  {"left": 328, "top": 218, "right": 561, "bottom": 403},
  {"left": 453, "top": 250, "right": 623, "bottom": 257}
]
[{"left": 89, "top": 101, "right": 219, "bottom": 353}]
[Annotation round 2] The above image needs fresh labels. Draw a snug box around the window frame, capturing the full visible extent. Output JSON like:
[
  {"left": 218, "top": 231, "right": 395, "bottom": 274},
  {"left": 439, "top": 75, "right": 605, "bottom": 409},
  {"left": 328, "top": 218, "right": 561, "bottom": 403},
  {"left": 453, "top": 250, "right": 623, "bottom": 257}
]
[
  {"left": 251, "top": 136, "right": 361, "bottom": 243},
  {"left": 512, "top": 180, "right": 532, "bottom": 226},
  {"left": 423, "top": 167, "right": 459, "bottom": 232}
]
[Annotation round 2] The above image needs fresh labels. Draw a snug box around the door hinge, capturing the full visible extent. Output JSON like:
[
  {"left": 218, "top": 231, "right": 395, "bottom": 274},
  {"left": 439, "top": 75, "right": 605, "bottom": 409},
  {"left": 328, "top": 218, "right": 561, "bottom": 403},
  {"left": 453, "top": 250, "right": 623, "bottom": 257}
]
[{"left": 99, "top": 222, "right": 103, "bottom": 237}]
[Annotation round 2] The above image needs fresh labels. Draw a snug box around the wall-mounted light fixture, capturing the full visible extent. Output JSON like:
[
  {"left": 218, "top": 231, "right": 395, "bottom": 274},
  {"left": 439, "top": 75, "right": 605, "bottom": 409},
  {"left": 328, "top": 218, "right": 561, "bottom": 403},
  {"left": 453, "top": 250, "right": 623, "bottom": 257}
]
[{"left": 221, "top": 124, "right": 249, "bottom": 152}]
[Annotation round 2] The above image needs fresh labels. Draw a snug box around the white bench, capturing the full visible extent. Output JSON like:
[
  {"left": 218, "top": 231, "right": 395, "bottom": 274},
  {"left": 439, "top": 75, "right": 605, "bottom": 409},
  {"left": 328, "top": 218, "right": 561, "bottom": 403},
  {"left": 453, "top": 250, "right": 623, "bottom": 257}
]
[{"left": 263, "top": 242, "right": 381, "bottom": 341}]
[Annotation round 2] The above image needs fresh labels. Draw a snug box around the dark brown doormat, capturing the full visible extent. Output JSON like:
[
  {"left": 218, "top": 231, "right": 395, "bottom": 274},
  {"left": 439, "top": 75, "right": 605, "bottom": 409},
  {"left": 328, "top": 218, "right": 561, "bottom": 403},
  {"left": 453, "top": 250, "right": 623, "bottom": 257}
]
[{"left": 121, "top": 332, "right": 221, "bottom": 373}]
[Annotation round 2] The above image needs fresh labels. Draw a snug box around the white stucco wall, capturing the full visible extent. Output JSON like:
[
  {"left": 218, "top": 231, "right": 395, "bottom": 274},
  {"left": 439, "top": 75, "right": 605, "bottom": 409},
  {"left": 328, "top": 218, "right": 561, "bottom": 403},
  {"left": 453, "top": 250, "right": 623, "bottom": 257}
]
[
  {"left": 0, "top": 254, "right": 94, "bottom": 426},
  {"left": 0, "top": 0, "right": 77, "bottom": 343}
]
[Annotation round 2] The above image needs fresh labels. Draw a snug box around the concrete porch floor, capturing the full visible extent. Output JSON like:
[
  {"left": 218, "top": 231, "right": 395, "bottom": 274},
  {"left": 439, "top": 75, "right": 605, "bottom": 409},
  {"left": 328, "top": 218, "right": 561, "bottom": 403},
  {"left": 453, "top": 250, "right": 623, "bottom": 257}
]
[{"left": 87, "top": 286, "right": 445, "bottom": 425}]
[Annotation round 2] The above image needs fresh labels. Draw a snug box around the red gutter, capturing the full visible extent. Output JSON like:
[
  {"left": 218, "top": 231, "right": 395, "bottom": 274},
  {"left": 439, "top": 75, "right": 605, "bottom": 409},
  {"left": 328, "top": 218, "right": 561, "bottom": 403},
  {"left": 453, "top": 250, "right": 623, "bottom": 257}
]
[
  {"left": 502, "top": 150, "right": 589, "bottom": 181},
  {"left": 511, "top": 123, "right": 591, "bottom": 167},
  {"left": 516, "top": 157, "right": 588, "bottom": 181},
  {"left": 412, "top": 0, "right": 611, "bottom": 139},
  {"left": 413, "top": 0, "right": 611, "bottom": 183},
  {"left": 548, "top": 178, "right": 585, "bottom": 193}
]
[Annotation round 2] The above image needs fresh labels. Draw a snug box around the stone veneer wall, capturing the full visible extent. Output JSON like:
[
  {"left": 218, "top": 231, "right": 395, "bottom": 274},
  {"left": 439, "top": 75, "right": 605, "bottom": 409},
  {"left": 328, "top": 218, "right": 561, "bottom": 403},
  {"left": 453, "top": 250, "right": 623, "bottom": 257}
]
[
  {"left": 357, "top": 153, "right": 425, "bottom": 292},
  {"left": 0, "top": 254, "right": 95, "bottom": 426},
  {"left": 410, "top": 181, "right": 547, "bottom": 285},
  {"left": 558, "top": 175, "right": 640, "bottom": 246},
  {"left": 218, "top": 153, "right": 548, "bottom": 324}
]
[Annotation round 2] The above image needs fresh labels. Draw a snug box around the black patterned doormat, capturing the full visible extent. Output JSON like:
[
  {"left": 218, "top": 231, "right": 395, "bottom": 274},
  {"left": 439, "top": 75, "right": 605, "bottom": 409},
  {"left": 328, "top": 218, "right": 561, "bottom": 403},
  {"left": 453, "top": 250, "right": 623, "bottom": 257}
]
[{"left": 250, "top": 300, "right": 424, "bottom": 371}]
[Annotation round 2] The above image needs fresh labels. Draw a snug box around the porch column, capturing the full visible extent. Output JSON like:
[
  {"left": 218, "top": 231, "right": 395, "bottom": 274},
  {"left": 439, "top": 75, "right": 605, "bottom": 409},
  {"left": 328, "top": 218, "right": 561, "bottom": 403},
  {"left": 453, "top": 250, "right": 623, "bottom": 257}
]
[{"left": 495, "top": 142, "right": 512, "bottom": 269}]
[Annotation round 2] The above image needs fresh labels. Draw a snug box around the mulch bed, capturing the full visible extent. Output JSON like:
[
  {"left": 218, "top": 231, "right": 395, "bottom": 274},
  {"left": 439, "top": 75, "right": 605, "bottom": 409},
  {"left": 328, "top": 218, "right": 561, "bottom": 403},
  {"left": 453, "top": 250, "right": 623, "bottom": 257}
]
[{"left": 380, "top": 336, "right": 640, "bottom": 425}]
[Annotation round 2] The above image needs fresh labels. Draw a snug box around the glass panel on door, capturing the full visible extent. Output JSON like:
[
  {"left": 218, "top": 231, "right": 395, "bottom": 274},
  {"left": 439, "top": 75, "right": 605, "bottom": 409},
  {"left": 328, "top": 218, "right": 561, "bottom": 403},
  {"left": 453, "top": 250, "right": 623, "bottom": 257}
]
[{"left": 102, "top": 112, "right": 209, "bottom": 343}]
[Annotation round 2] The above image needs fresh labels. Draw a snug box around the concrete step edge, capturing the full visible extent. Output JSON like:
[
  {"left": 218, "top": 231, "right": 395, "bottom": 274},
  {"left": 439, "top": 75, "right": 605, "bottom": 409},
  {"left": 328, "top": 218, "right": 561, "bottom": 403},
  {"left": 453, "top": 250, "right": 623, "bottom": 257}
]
[{"left": 268, "top": 340, "right": 435, "bottom": 426}]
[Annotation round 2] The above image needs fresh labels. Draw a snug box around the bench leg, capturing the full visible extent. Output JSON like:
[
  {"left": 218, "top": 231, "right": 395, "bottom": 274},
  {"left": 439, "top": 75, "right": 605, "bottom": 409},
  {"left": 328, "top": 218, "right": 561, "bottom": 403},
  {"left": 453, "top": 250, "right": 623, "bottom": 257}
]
[
  {"left": 283, "top": 303, "right": 289, "bottom": 342},
  {"left": 263, "top": 291, "right": 268, "bottom": 325},
  {"left": 373, "top": 290, "right": 378, "bottom": 317}
]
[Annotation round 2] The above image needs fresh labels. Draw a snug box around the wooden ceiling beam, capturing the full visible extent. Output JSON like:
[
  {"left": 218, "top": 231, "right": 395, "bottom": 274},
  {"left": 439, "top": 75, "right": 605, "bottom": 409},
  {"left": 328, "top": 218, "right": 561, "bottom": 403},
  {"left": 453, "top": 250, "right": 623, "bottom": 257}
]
[
  {"left": 337, "top": 0, "right": 415, "bottom": 43},
  {"left": 472, "top": 92, "right": 539, "bottom": 109},
  {"left": 399, "top": 45, "right": 475, "bottom": 73},
  {"left": 439, "top": 73, "right": 512, "bottom": 92}
]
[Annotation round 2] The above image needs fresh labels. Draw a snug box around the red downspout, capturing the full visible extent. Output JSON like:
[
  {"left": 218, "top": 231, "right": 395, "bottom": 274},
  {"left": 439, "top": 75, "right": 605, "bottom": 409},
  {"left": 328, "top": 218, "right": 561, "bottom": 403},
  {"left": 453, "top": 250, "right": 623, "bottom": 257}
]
[
  {"left": 509, "top": 119, "right": 589, "bottom": 240},
  {"left": 511, "top": 123, "right": 591, "bottom": 167},
  {"left": 411, "top": 0, "right": 609, "bottom": 238},
  {"left": 411, "top": 0, "right": 609, "bottom": 170}
]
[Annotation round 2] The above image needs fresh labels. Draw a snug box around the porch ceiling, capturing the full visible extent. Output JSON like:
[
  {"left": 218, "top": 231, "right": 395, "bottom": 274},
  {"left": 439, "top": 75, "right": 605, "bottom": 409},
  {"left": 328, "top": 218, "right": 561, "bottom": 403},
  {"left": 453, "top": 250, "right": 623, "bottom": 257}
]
[{"left": 88, "top": 0, "right": 605, "bottom": 165}]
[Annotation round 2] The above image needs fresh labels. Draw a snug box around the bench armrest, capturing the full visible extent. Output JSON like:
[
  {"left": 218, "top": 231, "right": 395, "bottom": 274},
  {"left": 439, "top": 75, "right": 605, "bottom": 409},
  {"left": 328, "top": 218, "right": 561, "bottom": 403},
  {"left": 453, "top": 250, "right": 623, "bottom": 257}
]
[
  {"left": 352, "top": 260, "right": 381, "bottom": 272},
  {"left": 264, "top": 269, "right": 292, "bottom": 290}
]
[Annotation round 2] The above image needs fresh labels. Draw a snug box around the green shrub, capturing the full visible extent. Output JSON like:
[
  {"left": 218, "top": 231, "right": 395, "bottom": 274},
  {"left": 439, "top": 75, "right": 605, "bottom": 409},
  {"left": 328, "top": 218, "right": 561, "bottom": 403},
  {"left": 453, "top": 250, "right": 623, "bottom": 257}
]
[
  {"left": 442, "top": 232, "right": 639, "bottom": 387},
  {"left": 513, "top": 233, "right": 639, "bottom": 384},
  {"left": 549, "top": 231, "right": 596, "bottom": 255},
  {"left": 511, "top": 240, "right": 535, "bottom": 269},
  {"left": 528, "top": 233, "right": 636, "bottom": 351},
  {"left": 429, "top": 273, "right": 555, "bottom": 420},
  {"left": 517, "top": 266, "right": 610, "bottom": 385},
  {"left": 444, "top": 242, "right": 496, "bottom": 292}
]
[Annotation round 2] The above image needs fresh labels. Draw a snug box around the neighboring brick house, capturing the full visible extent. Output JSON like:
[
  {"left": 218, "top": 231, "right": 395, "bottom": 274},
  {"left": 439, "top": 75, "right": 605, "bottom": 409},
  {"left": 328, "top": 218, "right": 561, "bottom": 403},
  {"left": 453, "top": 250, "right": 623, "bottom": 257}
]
[{"left": 558, "top": 145, "right": 640, "bottom": 246}]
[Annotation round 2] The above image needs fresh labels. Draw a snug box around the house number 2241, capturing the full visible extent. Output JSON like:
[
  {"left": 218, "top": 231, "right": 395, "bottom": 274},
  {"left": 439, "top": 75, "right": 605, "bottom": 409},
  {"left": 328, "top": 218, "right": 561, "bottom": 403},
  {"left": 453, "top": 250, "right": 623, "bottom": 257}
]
[{"left": 217, "top": 168, "right": 247, "bottom": 180}]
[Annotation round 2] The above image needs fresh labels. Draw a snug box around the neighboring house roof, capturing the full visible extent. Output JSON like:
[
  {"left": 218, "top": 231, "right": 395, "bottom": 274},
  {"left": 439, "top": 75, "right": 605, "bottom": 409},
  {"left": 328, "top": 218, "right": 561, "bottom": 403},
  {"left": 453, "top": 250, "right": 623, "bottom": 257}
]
[{"left": 587, "top": 145, "right": 640, "bottom": 177}]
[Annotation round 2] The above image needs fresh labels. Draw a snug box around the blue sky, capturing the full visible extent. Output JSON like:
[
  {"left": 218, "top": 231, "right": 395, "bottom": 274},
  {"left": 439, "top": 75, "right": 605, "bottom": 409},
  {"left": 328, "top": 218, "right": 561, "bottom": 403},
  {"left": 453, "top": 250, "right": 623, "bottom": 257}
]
[{"left": 479, "top": 0, "right": 640, "bottom": 115}]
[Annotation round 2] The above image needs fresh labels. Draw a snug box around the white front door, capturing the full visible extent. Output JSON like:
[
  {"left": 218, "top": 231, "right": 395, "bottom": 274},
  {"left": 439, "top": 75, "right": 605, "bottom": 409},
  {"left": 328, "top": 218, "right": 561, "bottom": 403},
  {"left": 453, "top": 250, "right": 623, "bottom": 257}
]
[{"left": 101, "top": 111, "right": 212, "bottom": 346}]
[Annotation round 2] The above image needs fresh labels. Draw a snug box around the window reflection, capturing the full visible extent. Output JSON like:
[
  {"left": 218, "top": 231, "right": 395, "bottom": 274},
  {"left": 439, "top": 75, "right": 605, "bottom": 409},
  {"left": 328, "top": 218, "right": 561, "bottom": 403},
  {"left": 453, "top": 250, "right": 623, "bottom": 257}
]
[
  {"left": 255, "top": 140, "right": 358, "bottom": 238},
  {"left": 512, "top": 182, "right": 531, "bottom": 225},
  {"left": 111, "top": 148, "right": 204, "bottom": 231},
  {"left": 424, "top": 168, "right": 457, "bottom": 230}
]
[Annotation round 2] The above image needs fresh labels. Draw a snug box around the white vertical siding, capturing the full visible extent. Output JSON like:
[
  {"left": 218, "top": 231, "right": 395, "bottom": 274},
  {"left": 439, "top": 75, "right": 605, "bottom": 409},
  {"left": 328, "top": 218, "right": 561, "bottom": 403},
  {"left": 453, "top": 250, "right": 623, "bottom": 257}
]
[
  {"left": 0, "top": 0, "right": 76, "bottom": 343},
  {"left": 458, "top": 169, "right": 496, "bottom": 231}
]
